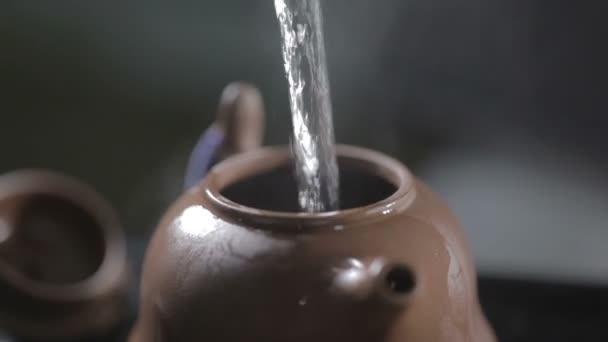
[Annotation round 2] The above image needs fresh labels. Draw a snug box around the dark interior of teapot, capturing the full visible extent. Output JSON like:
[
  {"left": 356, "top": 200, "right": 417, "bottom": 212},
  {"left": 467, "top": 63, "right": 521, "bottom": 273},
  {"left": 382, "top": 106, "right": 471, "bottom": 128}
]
[
  {"left": 0, "top": 194, "right": 105, "bottom": 284},
  {"left": 221, "top": 158, "right": 398, "bottom": 212}
]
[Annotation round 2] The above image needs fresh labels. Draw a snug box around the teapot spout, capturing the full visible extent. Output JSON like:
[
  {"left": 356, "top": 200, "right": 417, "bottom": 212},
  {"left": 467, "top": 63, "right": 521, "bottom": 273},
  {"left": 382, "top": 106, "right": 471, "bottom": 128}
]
[
  {"left": 332, "top": 258, "right": 386, "bottom": 300},
  {"left": 332, "top": 258, "right": 417, "bottom": 305}
]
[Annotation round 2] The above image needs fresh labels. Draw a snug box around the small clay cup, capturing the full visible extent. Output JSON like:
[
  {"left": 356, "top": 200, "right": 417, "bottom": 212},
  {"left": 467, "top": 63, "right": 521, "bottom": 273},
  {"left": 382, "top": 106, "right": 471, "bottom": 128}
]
[
  {"left": 0, "top": 170, "right": 131, "bottom": 340},
  {"left": 130, "top": 145, "right": 496, "bottom": 341}
]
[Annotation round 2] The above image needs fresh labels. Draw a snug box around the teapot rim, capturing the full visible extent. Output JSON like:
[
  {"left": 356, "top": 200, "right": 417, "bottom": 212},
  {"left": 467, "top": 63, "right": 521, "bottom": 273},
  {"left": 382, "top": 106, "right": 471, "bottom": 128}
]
[{"left": 200, "top": 144, "right": 416, "bottom": 231}]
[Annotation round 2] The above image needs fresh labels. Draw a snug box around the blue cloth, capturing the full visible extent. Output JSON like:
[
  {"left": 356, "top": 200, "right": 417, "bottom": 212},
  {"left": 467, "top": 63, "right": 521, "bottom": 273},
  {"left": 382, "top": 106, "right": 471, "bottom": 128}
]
[{"left": 183, "top": 126, "right": 225, "bottom": 190}]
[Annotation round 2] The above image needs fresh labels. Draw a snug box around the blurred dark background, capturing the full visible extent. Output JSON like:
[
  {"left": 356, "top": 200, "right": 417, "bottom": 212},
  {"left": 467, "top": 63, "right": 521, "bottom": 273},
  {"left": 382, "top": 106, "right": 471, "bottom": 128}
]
[{"left": 1, "top": 1, "right": 607, "bottom": 341}]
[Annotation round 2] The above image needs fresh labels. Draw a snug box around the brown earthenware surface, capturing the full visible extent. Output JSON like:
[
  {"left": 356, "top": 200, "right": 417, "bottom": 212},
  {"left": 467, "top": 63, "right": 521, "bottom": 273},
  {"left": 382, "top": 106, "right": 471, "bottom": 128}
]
[
  {"left": 130, "top": 145, "right": 496, "bottom": 341},
  {"left": 0, "top": 170, "right": 131, "bottom": 340}
]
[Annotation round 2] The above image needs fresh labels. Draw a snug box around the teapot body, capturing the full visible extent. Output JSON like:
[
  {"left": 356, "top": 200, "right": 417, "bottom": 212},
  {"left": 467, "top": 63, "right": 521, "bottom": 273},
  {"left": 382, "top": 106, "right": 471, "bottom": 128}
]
[{"left": 130, "top": 146, "right": 495, "bottom": 342}]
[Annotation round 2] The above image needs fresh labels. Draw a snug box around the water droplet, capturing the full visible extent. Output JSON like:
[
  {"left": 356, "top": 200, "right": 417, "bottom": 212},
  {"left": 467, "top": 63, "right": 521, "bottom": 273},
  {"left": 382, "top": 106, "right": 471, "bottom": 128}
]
[
  {"left": 382, "top": 209, "right": 392, "bottom": 215},
  {"left": 298, "top": 296, "right": 308, "bottom": 306},
  {"left": 333, "top": 225, "right": 344, "bottom": 231}
]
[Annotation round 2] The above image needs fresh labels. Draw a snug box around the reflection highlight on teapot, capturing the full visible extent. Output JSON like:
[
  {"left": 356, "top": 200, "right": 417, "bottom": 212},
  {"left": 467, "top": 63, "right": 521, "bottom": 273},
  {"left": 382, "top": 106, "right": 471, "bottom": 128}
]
[{"left": 175, "top": 206, "right": 220, "bottom": 239}]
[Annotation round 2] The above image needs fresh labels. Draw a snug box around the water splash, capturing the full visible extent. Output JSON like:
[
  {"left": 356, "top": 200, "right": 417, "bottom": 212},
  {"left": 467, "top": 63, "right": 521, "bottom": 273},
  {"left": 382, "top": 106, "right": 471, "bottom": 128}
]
[{"left": 275, "top": 0, "right": 340, "bottom": 212}]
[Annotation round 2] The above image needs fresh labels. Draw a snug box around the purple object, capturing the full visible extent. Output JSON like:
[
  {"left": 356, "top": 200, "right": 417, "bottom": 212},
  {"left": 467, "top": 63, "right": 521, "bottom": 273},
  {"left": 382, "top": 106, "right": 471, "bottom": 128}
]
[{"left": 183, "top": 125, "right": 225, "bottom": 190}]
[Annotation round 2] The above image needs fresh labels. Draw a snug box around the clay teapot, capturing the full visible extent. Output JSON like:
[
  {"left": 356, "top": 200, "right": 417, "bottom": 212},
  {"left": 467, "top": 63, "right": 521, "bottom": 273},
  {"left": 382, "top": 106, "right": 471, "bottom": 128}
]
[
  {"left": 0, "top": 170, "right": 131, "bottom": 340},
  {"left": 130, "top": 83, "right": 496, "bottom": 341}
]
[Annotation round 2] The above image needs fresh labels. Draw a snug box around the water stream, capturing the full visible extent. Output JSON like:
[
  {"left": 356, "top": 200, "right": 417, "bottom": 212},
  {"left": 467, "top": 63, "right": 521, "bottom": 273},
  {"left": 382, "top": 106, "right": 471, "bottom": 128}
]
[{"left": 274, "top": 0, "right": 340, "bottom": 212}]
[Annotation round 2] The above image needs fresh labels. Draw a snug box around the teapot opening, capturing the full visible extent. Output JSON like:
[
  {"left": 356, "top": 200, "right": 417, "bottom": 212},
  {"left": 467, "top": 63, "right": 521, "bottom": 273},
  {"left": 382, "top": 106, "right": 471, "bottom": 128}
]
[{"left": 221, "top": 157, "right": 398, "bottom": 213}]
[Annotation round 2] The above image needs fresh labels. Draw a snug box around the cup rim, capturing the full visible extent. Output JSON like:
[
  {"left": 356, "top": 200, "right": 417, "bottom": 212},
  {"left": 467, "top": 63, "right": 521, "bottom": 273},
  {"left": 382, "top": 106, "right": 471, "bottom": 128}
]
[
  {"left": 201, "top": 144, "right": 415, "bottom": 231},
  {"left": 0, "top": 169, "right": 128, "bottom": 303}
]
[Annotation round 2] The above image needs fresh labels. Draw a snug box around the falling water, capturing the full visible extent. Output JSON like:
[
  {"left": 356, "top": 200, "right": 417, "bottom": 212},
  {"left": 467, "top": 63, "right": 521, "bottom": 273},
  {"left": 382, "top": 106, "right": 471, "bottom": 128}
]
[{"left": 274, "top": 0, "right": 340, "bottom": 212}]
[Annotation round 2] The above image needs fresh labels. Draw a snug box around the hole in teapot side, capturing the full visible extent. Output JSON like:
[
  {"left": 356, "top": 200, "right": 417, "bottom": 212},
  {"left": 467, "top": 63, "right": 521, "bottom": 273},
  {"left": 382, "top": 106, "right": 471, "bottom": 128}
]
[{"left": 384, "top": 265, "right": 416, "bottom": 295}]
